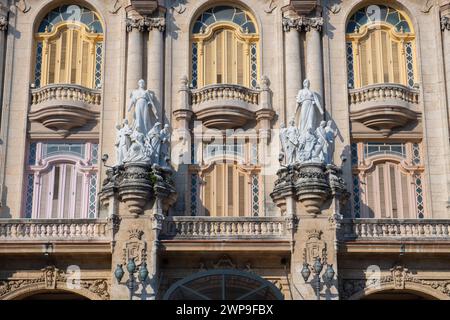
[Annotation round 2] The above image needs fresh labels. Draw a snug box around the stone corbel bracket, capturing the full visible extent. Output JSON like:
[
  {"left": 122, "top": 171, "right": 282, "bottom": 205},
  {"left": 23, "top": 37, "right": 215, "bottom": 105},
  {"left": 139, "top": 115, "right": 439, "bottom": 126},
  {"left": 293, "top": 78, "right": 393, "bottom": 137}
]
[
  {"left": 271, "top": 163, "right": 347, "bottom": 215},
  {"left": 99, "top": 162, "right": 177, "bottom": 216}
]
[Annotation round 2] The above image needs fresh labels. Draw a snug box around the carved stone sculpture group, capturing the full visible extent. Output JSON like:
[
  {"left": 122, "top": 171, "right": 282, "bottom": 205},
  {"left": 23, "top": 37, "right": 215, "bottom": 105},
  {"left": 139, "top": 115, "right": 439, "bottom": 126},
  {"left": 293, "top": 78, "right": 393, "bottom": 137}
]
[
  {"left": 115, "top": 80, "right": 171, "bottom": 166},
  {"left": 280, "top": 79, "right": 337, "bottom": 165}
]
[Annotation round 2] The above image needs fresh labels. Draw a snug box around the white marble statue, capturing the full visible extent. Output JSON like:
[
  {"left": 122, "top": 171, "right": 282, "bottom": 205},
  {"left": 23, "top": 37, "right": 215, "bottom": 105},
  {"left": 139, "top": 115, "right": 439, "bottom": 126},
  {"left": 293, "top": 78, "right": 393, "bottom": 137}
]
[
  {"left": 146, "top": 122, "right": 162, "bottom": 164},
  {"left": 285, "top": 119, "right": 300, "bottom": 165},
  {"left": 314, "top": 121, "right": 328, "bottom": 163},
  {"left": 115, "top": 119, "right": 132, "bottom": 165},
  {"left": 128, "top": 79, "right": 158, "bottom": 135},
  {"left": 160, "top": 124, "right": 171, "bottom": 166},
  {"left": 298, "top": 127, "right": 317, "bottom": 162},
  {"left": 123, "top": 126, "right": 150, "bottom": 163},
  {"left": 296, "top": 79, "right": 324, "bottom": 134},
  {"left": 325, "top": 120, "right": 337, "bottom": 165}
]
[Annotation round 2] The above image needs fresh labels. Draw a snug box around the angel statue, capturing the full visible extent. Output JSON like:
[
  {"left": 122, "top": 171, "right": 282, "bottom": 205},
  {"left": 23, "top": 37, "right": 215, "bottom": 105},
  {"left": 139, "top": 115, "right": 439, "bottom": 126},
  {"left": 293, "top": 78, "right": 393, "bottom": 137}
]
[
  {"left": 128, "top": 79, "right": 158, "bottom": 134},
  {"left": 296, "top": 79, "right": 324, "bottom": 134}
]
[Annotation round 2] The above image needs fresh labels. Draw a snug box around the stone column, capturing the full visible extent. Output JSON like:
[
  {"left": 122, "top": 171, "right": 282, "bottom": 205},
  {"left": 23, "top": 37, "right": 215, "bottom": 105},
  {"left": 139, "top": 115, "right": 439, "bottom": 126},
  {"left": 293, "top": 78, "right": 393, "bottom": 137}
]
[
  {"left": 126, "top": 17, "right": 145, "bottom": 103},
  {"left": 0, "top": 13, "right": 7, "bottom": 116},
  {"left": 305, "top": 17, "right": 324, "bottom": 101},
  {"left": 146, "top": 16, "right": 166, "bottom": 116},
  {"left": 441, "top": 14, "right": 450, "bottom": 212},
  {"left": 283, "top": 15, "right": 302, "bottom": 122}
]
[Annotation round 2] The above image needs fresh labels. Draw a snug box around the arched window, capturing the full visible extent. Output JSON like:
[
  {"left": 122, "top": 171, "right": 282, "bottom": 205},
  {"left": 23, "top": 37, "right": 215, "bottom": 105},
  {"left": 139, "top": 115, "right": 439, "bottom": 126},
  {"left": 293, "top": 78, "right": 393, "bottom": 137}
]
[
  {"left": 346, "top": 5, "right": 416, "bottom": 89},
  {"left": 191, "top": 5, "right": 259, "bottom": 89},
  {"left": 351, "top": 142, "right": 425, "bottom": 219},
  {"left": 163, "top": 269, "right": 284, "bottom": 300},
  {"left": 24, "top": 142, "right": 99, "bottom": 219},
  {"left": 34, "top": 5, "right": 104, "bottom": 89}
]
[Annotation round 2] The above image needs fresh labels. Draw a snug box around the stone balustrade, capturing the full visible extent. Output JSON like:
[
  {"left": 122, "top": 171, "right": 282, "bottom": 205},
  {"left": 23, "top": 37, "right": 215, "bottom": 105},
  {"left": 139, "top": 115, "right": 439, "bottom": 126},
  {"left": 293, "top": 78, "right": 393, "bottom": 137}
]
[
  {"left": 191, "top": 84, "right": 259, "bottom": 106},
  {"left": 0, "top": 219, "right": 110, "bottom": 241},
  {"left": 348, "top": 83, "right": 419, "bottom": 105},
  {"left": 31, "top": 84, "right": 102, "bottom": 106},
  {"left": 341, "top": 219, "right": 450, "bottom": 240},
  {"left": 161, "top": 216, "right": 289, "bottom": 240}
]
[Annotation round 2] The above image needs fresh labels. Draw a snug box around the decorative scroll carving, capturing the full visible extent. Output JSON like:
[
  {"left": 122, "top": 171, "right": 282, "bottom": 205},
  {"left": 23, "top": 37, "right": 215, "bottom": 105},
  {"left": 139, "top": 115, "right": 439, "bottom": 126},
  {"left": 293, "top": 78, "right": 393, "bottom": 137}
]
[
  {"left": 0, "top": 266, "right": 110, "bottom": 300},
  {"left": 304, "top": 229, "right": 327, "bottom": 264},
  {"left": 326, "top": 3, "right": 341, "bottom": 15},
  {"left": 122, "top": 229, "right": 147, "bottom": 267},
  {"left": 342, "top": 265, "right": 450, "bottom": 299},
  {"left": 15, "top": 0, "right": 30, "bottom": 13},
  {"left": 282, "top": 16, "right": 324, "bottom": 32},
  {"left": 264, "top": 0, "right": 278, "bottom": 14},
  {"left": 420, "top": 0, "right": 433, "bottom": 14},
  {"left": 109, "top": 0, "right": 122, "bottom": 14}
]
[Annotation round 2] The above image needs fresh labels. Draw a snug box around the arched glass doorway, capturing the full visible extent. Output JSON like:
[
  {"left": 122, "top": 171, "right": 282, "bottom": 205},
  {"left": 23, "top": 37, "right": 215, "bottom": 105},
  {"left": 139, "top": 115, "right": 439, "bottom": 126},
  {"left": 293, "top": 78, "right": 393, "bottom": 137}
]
[
  {"left": 163, "top": 269, "right": 284, "bottom": 300},
  {"left": 18, "top": 290, "right": 89, "bottom": 300},
  {"left": 362, "top": 289, "right": 437, "bottom": 300}
]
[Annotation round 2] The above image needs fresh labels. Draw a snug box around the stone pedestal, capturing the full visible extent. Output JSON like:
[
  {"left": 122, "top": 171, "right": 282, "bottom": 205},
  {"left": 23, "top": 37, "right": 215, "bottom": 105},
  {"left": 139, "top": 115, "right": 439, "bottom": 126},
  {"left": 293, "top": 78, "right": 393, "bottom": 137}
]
[
  {"left": 271, "top": 163, "right": 348, "bottom": 300},
  {"left": 99, "top": 162, "right": 176, "bottom": 300}
]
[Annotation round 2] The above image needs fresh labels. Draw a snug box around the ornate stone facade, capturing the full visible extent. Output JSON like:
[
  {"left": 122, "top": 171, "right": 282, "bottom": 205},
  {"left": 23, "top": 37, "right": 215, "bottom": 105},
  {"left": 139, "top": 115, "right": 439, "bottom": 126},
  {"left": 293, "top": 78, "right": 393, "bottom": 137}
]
[{"left": 0, "top": 0, "right": 449, "bottom": 301}]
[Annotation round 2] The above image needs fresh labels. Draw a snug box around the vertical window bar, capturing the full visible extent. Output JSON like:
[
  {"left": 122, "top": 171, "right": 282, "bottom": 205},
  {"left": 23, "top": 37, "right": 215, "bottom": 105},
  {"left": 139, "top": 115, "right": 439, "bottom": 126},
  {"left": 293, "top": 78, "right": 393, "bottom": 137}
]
[
  {"left": 95, "top": 42, "right": 103, "bottom": 89},
  {"left": 191, "top": 43, "right": 198, "bottom": 89},
  {"left": 91, "top": 143, "right": 99, "bottom": 164},
  {"left": 88, "top": 174, "right": 98, "bottom": 218},
  {"left": 412, "top": 143, "right": 421, "bottom": 165},
  {"left": 34, "top": 42, "right": 43, "bottom": 88},
  {"left": 352, "top": 175, "right": 361, "bottom": 218},
  {"left": 28, "top": 142, "right": 37, "bottom": 165},
  {"left": 405, "top": 42, "right": 415, "bottom": 88},
  {"left": 346, "top": 42, "right": 355, "bottom": 89},
  {"left": 190, "top": 174, "right": 198, "bottom": 216},
  {"left": 24, "top": 174, "right": 35, "bottom": 218},
  {"left": 250, "top": 43, "right": 257, "bottom": 89},
  {"left": 351, "top": 142, "right": 358, "bottom": 166},
  {"left": 251, "top": 174, "right": 259, "bottom": 217},
  {"left": 414, "top": 174, "right": 424, "bottom": 219}
]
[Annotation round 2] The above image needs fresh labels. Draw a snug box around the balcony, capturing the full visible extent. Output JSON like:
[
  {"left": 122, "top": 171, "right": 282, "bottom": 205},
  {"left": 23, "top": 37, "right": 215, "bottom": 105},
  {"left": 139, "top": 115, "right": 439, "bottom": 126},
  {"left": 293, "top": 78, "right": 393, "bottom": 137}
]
[
  {"left": 340, "top": 219, "right": 450, "bottom": 254},
  {"left": 29, "top": 84, "right": 101, "bottom": 136},
  {"left": 0, "top": 219, "right": 111, "bottom": 254},
  {"left": 160, "top": 216, "right": 291, "bottom": 252},
  {"left": 349, "top": 83, "right": 420, "bottom": 136}
]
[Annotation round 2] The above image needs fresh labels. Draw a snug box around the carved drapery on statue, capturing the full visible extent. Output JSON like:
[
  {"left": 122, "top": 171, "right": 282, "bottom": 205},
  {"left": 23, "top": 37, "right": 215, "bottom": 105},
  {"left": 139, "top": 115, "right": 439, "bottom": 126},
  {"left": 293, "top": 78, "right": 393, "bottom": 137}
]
[
  {"left": 280, "top": 79, "right": 336, "bottom": 166},
  {"left": 100, "top": 81, "right": 177, "bottom": 216},
  {"left": 272, "top": 80, "right": 348, "bottom": 215},
  {"left": 115, "top": 80, "right": 171, "bottom": 167}
]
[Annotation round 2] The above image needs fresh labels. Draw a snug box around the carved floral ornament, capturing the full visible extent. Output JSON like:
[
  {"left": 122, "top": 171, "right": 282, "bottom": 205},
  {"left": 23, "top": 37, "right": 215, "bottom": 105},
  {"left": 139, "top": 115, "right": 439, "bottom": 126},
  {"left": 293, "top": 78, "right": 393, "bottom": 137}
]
[
  {"left": 282, "top": 16, "right": 324, "bottom": 32},
  {"left": 126, "top": 16, "right": 165, "bottom": 32},
  {"left": 0, "top": 266, "right": 109, "bottom": 300},
  {"left": 342, "top": 265, "right": 450, "bottom": 300}
]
